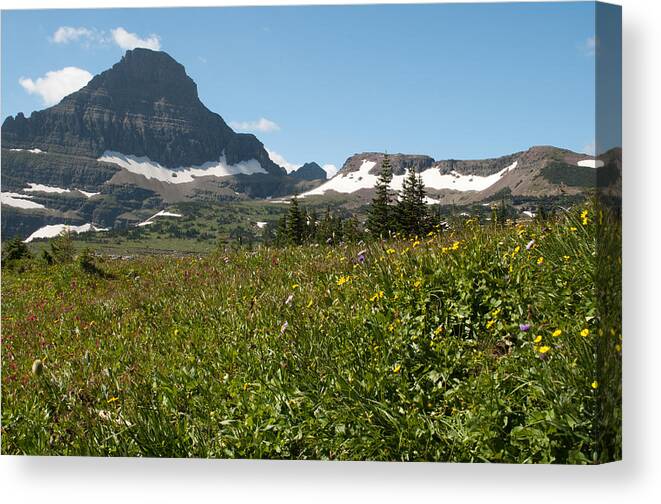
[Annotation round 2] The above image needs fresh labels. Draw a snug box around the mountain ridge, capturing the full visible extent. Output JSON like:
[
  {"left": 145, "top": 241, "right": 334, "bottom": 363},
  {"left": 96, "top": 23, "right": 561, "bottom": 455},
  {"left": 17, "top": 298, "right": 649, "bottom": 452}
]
[{"left": 1, "top": 48, "right": 284, "bottom": 175}]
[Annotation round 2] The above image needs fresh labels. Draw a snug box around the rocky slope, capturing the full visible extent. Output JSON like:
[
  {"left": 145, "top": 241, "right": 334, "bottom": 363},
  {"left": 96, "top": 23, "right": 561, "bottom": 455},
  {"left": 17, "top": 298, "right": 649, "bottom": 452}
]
[
  {"left": 2, "top": 48, "right": 283, "bottom": 174},
  {"left": 291, "top": 162, "right": 327, "bottom": 181},
  {"left": 1, "top": 48, "right": 320, "bottom": 239},
  {"left": 301, "top": 146, "right": 621, "bottom": 206},
  {"left": 0, "top": 48, "right": 620, "bottom": 242}
]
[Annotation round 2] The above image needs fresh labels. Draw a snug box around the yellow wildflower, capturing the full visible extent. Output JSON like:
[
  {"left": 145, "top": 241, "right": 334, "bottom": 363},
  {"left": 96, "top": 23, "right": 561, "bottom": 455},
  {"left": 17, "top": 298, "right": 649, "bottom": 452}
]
[
  {"left": 563, "top": 255, "right": 570, "bottom": 261},
  {"left": 451, "top": 241, "right": 460, "bottom": 250},
  {"left": 370, "top": 291, "right": 384, "bottom": 302},
  {"left": 552, "top": 329, "right": 562, "bottom": 337},
  {"left": 537, "top": 257, "right": 544, "bottom": 265},
  {"left": 393, "top": 363, "right": 401, "bottom": 373},
  {"left": 591, "top": 380, "right": 599, "bottom": 389},
  {"left": 581, "top": 209, "right": 589, "bottom": 225},
  {"left": 427, "top": 231, "right": 434, "bottom": 237},
  {"left": 570, "top": 226, "right": 577, "bottom": 232},
  {"left": 434, "top": 325, "right": 444, "bottom": 335},
  {"left": 486, "top": 319, "right": 496, "bottom": 330},
  {"left": 615, "top": 344, "right": 622, "bottom": 352},
  {"left": 107, "top": 396, "right": 119, "bottom": 403},
  {"left": 292, "top": 283, "right": 300, "bottom": 290},
  {"left": 336, "top": 275, "right": 350, "bottom": 286},
  {"left": 580, "top": 328, "right": 590, "bottom": 337},
  {"left": 512, "top": 245, "right": 520, "bottom": 256},
  {"left": 534, "top": 335, "right": 542, "bottom": 343},
  {"left": 539, "top": 346, "right": 551, "bottom": 354},
  {"left": 414, "top": 279, "right": 422, "bottom": 288},
  {"left": 412, "top": 240, "right": 421, "bottom": 248},
  {"left": 307, "top": 299, "right": 313, "bottom": 308},
  {"left": 386, "top": 248, "right": 396, "bottom": 254}
]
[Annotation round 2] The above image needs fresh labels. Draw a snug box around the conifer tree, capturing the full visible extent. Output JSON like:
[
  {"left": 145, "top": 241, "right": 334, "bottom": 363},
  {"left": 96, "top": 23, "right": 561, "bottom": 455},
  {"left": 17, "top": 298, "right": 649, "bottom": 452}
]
[
  {"left": 396, "top": 168, "right": 429, "bottom": 236},
  {"left": 414, "top": 173, "right": 429, "bottom": 235},
  {"left": 286, "top": 195, "right": 305, "bottom": 245},
  {"left": 1, "top": 235, "right": 32, "bottom": 268},
  {"left": 396, "top": 167, "right": 418, "bottom": 235},
  {"left": 275, "top": 214, "right": 289, "bottom": 246},
  {"left": 342, "top": 216, "right": 361, "bottom": 242},
  {"left": 306, "top": 208, "right": 319, "bottom": 242},
  {"left": 367, "top": 153, "right": 394, "bottom": 239}
]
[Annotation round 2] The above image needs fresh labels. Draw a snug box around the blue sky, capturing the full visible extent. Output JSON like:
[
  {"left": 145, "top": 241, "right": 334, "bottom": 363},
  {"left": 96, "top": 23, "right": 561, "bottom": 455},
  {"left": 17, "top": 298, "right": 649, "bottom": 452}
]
[{"left": 2, "top": 2, "right": 600, "bottom": 171}]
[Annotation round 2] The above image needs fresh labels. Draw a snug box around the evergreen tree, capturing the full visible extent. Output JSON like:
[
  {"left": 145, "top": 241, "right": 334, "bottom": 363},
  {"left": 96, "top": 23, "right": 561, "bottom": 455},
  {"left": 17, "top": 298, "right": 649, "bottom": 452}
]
[
  {"left": 342, "top": 216, "right": 361, "bottom": 242},
  {"left": 286, "top": 195, "right": 305, "bottom": 245},
  {"left": 396, "top": 168, "right": 429, "bottom": 236},
  {"left": 414, "top": 173, "right": 428, "bottom": 234},
  {"left": 318, "top": 207, "right": 335, "bottom": 244},
  {"left": 305, "top": 208, "right": 319, "bottom": 242},
  {"left": 50, "top": 231, "right": 75, "bottom": 264},
  {"left": 396, "top": 167, "right": 418, "bottom": 235},
  {"left": 1, "top": 235, "right": 32, "bottom": 268},
  {"left": 275, "top": 214, "right": 289, "bottom": 246},
  {"left": 367, "top": 153, "right": 394, "bottom": 239}
]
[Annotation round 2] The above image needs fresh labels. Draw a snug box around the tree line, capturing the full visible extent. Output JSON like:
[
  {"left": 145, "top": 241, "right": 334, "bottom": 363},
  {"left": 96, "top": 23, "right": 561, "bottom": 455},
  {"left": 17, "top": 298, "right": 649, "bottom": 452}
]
[{"left": 275, "top": 153, "right": 433, "bottom": 245}]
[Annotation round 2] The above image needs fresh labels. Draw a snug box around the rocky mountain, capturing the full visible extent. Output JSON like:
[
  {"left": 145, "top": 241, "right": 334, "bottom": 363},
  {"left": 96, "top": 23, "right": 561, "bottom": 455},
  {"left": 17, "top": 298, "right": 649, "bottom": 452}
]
[
  {"left": 2, "top": 48, "right": 284, "bottom": 173},
  {"left": 0, "top": 48, "right": 620, "bottom": 242},
  {"left": 300, "top": 146, "right": 621, "bottom": 206},
  {"left": 1, "top": 49, "right": 320, "bottom": 239},
  {"left": 291, "top": 162, "right": 327, "bottom": 181}
]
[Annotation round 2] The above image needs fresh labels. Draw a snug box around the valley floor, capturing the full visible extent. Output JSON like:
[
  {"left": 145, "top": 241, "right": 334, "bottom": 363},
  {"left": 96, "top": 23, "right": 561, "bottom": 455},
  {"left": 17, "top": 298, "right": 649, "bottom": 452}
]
[{"left": 0, "top": 205, "right": 621, "bottom": 462}]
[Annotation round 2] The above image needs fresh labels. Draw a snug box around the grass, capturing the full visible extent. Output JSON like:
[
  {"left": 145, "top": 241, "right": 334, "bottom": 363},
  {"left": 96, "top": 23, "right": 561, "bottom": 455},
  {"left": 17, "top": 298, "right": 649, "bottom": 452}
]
[{"left": 0, "top": 203, "right": 621, "bottom": 462}]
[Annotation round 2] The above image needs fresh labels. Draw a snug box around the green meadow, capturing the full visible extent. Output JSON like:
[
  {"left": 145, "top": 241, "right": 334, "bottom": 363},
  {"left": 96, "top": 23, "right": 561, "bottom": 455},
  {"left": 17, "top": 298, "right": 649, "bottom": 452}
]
[{"left": 1, "top": 204, "right": 621, "bottom": 462}]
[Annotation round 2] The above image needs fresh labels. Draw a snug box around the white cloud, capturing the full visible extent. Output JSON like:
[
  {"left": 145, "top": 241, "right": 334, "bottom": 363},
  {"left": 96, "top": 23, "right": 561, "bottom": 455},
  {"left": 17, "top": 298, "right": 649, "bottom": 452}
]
[
  {"left": 267, "top": 149, "right": 338, "bottom": 178},
  {"left": 50, "top": 26, "right": 162, "bottom": 51},
  {"left": 111, "top": 27, "right": 161, "bottom": 51},
  {"left": 52, "top": 26, "right": 94, "bottom": 44},
  {"left": 19, "top": 67, "right": 93, "bottom": 106},
  {"left": 230, "top": 118, "right": 281, "bottom": 133},
  {"left": 582, "top": 142, "right": 596, "bottom": 156},
  {"left": 322, "top": 164, "right": 339, "bottom": 178},
  {"left": 266, "top": 148, "right": 300, "bottom": 174}
]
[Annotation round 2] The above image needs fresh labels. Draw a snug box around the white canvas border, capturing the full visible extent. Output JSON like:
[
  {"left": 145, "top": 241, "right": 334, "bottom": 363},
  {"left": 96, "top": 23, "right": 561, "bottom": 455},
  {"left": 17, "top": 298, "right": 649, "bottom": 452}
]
[{"left": 1, "top": 1, "right": 658, "bottom": 503}]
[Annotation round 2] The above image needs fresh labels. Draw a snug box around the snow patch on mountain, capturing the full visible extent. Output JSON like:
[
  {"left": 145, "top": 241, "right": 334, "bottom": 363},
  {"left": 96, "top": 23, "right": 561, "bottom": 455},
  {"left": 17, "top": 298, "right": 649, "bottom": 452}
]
[
  {"left": 9, "top": 148, "right": 45, "bottom": 154},
  {"left": 577, "top": 159, "right": 605, "bottom": 168},
  {"left": 24, "top": 223, "right": 108, "bottom": 243},
  {"left": 24, "top": 183, "right": 71, "bottom": 194},
  {"left": 77, "top": 190, "right": 101, "bottom": 198},
  {"left": 99, "top": 151, "right": 267, "bottom": 184},
  {"left": 23, "top": 183, "right": 100, "bottom": 198},
  {"left": 1, "top": 192, "right": 46, "bottom": 209},
  {"left": 137, "top": 209, "right": 183, "bottom": 227},
  {"left": 301, "top": 159, "right": 519, "bottom": 198}
]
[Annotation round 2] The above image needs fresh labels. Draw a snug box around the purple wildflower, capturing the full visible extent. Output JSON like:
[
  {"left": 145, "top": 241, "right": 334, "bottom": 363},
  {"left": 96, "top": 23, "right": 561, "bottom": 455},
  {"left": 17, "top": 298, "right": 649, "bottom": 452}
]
[{"left": 519, "top": 324, "right": 531, "bottom": 332}]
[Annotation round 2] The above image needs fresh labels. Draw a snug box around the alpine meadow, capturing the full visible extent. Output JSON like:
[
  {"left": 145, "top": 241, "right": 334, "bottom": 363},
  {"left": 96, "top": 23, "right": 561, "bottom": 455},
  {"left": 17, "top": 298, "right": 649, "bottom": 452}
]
[{"left": 1, "top": 2, "right": 622, "bottom": 462}]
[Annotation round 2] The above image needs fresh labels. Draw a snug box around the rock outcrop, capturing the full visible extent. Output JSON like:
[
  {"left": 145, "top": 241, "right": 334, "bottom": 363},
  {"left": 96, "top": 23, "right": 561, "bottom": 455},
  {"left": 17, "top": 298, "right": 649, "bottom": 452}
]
[
  {"left": 1, "top": 48, "right": 284, "bottom": 175},
  {"left": 291, "top": 162, "right": 327, "bottom": 181}
]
